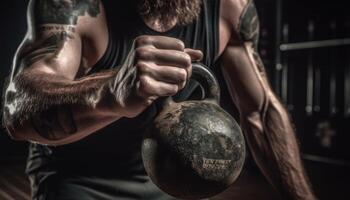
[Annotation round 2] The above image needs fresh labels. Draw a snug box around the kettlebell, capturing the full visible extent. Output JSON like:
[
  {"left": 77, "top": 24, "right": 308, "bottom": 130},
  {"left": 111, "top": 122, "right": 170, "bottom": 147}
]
[{"left": 142, "top": 63, "right": 246, "bottom": 200}]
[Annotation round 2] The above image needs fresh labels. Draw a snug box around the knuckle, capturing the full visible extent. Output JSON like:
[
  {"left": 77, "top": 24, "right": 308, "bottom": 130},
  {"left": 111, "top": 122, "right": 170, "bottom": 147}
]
[
  {"left": 135, "top": 47, "right": 145, "bottom": 59},
  {"left": 183, "top": 53, "right": 192, "bottom": 66},
  {"left": 135, "top": 35, "right": 153, "bottom": 47},
  {"left": 135, "top": 47, "right": 151, "bottom": 60},
  {"left": 170, "top": 85, "right": 179, "bottom": 94},
  {"left": 138, "top": 75, "right": 151, "bottom": 92},
  {"left": 136, "top": 61, "right": 150, "bottom": 74},
  {"left": 145, "top": 100, "right": 153, "bottom": 107},
  {"left": 141, "top": 98, "right": 153, "bottom": 107},
  {"left": 177, "top": 69, "right": 187, "bottom": 82}
]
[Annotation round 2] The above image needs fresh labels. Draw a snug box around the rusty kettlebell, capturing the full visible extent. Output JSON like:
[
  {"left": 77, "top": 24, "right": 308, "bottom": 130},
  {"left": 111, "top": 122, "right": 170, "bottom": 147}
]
[{"left": 142, "top": 63, "right": 246, "bottom": 200}]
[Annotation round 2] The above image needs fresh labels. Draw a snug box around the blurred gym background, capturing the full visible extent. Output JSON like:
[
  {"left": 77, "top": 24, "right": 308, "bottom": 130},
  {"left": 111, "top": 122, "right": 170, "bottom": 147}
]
[{"left": 0, "top": 0, "right": 349, "bottom": 199}]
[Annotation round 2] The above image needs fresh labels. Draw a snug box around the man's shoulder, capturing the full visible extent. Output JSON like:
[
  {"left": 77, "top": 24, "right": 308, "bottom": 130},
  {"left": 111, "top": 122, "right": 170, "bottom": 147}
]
[
  {"left": 24, "top": 0, "right": 108, "bottom": 69},
  {"left": 29, "top": 0, "right": 102, "bottom": 26},
  {"left": 220, "top": 0, "right": 250, "bottom": 28}
]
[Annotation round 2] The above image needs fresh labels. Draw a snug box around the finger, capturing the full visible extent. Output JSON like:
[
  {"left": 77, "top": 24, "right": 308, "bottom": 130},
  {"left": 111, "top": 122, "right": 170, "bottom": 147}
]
[
  {"left": 152, "top": 49, "right": 191, "bottom": 68},
  {"left": 185, "top": 49, "right": 203, "bottom": 62},
  {"left": 137, "top": 62, "right": 188, "bottom": 88},
  {"left": 143, "top": 96, "right": 158, "bottom": 107},
  {"left": 136, "top": 36, "right": 185, "bottom": 51},
  {"left": 137, "top": 75, "right": 179, "bottom": 97},
  {"left": 152, "top": 50, "right": 192, "bottom": 81},
  {"left": 138, "top": 62, "right": 188, "bottom": 84}
]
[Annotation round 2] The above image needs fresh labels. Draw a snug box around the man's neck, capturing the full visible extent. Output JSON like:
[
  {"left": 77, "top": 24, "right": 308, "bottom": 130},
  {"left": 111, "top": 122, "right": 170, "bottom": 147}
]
[{"left": 143, "top": 17, "right": 178, "bottom": 33}]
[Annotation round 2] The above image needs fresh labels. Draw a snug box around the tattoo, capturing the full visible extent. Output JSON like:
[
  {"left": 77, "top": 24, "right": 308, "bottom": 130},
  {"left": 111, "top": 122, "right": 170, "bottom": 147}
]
[
  {"left": 31, "top": 105, "right": 77, "bottom": 140},
  {"left": 23, "top": 0, "right": 98, "bottom": 65},
  {"left": 23, "top": 26, "right": 75, "bottom": 66},
  {"left": 1, "top": 1, "right": 107, "bottom": 142},
  {"left": 39, "top": 25, "right": 76, "bottom": 33},
  {"left": 34, "top": 0, "right": 100, "bottom": 25},
  {"left": 3, "top": 69, "right": 116, "bottom": 140},
  {"left": 238, "top": 0, "right": 264, "bottom": 72}
]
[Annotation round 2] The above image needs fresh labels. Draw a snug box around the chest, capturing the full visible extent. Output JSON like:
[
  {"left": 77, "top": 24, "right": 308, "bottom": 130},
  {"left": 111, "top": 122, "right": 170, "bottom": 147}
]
[{"left": 90, "top": 0, "right": 221, "bottom": 71}]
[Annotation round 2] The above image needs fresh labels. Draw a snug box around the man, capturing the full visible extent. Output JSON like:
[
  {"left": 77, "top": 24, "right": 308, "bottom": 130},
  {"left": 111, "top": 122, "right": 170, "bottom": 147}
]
[{"left": 2, "top": 0, "right": 316, "bottom": 199}]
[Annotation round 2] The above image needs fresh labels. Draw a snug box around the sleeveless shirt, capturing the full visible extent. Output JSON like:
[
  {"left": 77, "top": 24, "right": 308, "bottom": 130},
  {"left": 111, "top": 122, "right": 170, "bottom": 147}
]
[{"left": 26, "top": 0, "right": 221, "bottom": 182}]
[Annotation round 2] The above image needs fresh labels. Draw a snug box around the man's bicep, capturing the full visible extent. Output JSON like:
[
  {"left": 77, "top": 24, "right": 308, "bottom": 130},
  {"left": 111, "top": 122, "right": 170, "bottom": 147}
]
[
  {"left": 18, "top": 33, "right": 82, "bottom": 80},
  {"left": 19, "top": 0, "right": 103, "bottom": 79},
  {"left": 16, "top": 0, "right": 87, "bottom": 79},
  {"left": 220, "top": 44, "right": 266, "bottom": 115},
  {"left": 219, "top": 0, "right": 271, "bottom": 113}
]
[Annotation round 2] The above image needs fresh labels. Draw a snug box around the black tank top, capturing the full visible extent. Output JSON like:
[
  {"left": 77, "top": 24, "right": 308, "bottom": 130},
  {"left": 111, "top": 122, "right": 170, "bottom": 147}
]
[{"left": 26, "top": 0, "right": 221, "bottom": 177}]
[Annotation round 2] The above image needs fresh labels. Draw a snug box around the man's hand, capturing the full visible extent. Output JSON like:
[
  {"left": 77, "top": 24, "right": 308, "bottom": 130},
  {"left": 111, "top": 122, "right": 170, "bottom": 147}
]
[{"left": 117, "top": 35, "right": 203, "bottom": 118}]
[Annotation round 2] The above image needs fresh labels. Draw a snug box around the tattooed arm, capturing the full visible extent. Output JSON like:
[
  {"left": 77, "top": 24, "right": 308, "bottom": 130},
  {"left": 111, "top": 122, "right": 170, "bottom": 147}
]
[
  {"left": 2, "top": 0, "right": 131, "bottom": 146},
  {"left": 3, "top": 0, "right": 199, "bottom": 146},
  {"left": 219, "top": 0, "right": 316, "bottom": 199}
]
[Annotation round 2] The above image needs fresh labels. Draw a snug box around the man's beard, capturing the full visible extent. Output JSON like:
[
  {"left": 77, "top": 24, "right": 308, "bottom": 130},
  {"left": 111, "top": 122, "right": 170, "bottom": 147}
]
[{"left": 138, "top": 0, "right": 202, "bottom": 26}]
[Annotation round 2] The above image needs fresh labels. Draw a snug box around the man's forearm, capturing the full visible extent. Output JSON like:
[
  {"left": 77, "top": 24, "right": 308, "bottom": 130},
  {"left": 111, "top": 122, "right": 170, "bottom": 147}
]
[
  {"left": 242, "top": 92, "right": 316, "bottom": 200},
  {"left": 3, "top": 69, "right": 129, "bottom": 145},
  {"left": 220, "top": 42, "right": 316, "bottom": 199}
]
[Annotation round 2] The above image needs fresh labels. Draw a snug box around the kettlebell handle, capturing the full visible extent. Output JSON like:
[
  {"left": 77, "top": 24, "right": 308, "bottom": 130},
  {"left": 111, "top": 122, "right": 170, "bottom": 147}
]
[
  {"left": 191, "top": 63, "right": 220, "bottom": 103},
  {"left": 162, "top": 63, "right": 220, "bottom": 107}
]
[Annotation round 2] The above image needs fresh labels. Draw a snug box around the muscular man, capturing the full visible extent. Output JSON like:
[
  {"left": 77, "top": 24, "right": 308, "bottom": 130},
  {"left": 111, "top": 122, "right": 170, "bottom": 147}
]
[{"left": 2, "top": 0, "right": 316, "bottom": 199}]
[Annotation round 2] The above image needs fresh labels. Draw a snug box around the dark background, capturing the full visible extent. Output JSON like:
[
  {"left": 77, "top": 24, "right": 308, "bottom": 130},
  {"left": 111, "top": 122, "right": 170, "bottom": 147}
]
[
  {"left": 0, "top": 1, "right": 28, "bottom": 157},
  {"left": 0, "top": 0, "right": 349, "bottom": 199}
]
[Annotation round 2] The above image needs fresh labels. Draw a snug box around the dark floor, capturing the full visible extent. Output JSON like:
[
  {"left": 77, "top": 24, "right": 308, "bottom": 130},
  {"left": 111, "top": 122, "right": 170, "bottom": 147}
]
[
  {"left": 214, "top": 159, "right": 350, "bottom": 200},
  {"left": 0, "top": 157, "right": 349, "bottom": 200}
]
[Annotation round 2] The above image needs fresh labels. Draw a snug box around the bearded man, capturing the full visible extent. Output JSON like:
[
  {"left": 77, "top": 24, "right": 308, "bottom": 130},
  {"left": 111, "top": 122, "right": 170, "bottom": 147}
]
[{"left": 2, "top": 0, "right": 316, "bottom": 199}]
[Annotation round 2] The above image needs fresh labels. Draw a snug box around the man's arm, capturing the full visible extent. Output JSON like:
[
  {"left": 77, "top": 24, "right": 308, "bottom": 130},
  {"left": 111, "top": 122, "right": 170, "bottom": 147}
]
[
  {"left": 3, "top": 0, "right": 202, "bottom": 146},
  {"left": 220, "top": 0, "right": 316, "bottom": 199},
  {"left": 2, "top": 0, "right": 126, "bottom": 146}
]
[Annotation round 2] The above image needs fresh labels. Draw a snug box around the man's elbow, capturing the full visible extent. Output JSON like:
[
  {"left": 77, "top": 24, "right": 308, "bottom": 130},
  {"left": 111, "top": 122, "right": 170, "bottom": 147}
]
[
  {"left": 6, "top": 127, "right": 24, "bottom": 141},
  {"left": 3, "top": 108, "right": 39, "bottom": 143},
  {"left": 3, "top": 116, "right": 31, "bottom": 141},
  {"left": 3, "top": 117, "right": 69, "bottom": 146}
]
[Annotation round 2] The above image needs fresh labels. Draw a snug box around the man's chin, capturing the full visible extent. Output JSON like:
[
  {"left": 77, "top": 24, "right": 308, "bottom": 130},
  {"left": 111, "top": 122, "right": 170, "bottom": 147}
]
[{"left": 138, "top": 0, "right": 202, "bottom": 26}]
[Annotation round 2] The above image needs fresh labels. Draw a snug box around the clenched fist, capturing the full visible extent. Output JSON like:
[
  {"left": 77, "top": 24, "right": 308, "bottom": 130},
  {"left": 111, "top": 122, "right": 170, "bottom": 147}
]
[{"left": 111, "top": 35, "right": 203, "bottom": 118}]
